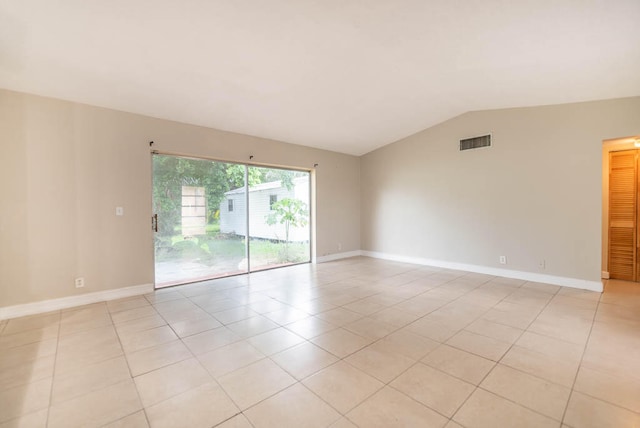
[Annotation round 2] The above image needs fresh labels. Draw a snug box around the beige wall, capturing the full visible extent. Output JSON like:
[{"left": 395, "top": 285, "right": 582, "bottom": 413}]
[
  {"left": 361, "top": 97, "right": 640, "bottom": 283},
  {"left": 0, "top": 89, "right": 361, "bottom": 307},
  {"left": 3, "top": 89, "right": 639, "bottom": 308}
]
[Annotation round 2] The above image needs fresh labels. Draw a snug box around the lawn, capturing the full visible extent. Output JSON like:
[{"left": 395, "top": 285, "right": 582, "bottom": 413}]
[{"left": 155, "top": 227, "right": 310, "bottom": 271}]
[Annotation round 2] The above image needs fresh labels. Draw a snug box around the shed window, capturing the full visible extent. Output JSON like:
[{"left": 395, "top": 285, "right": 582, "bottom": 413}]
[
  {"left": 228, "top": 199, "right": 234, "bottom": 212},
  {"left": 270, "top": 195, "right": 277, "bottom": 210}
]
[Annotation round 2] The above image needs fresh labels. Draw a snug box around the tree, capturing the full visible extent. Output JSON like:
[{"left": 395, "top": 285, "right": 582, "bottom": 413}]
[
  {"left": 152, "top": 157, "right": 308, "bottom": 242},
  {"left": 227, "top": 164, "right": 262, "bottom": 189},
  {"left": 153, "top": 156, "right": 230, "bottom": 235},
  {"left": 153, "top": 156, "right": 265, "bottom": 236},
  {"left": 265, "top": 198, "right": 309, "bottom": 260}
]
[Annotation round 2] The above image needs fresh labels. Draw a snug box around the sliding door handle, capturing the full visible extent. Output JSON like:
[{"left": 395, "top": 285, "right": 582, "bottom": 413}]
[{"left": 152, "top": 214, "right": 158, "bottom": 232}]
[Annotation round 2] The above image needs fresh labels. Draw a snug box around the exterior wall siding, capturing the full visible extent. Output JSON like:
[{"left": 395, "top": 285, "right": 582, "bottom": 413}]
[{"left": 220, "top": 178, "right": 310, "bottom": 242}]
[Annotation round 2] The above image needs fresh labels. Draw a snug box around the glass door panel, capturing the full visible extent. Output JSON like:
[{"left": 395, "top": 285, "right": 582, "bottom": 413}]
[
  {"left": 247, "top": 166, "right": 311, "bottom": 271},
  {"left": 152, "top": 155, "right": 247, "bottom": 287}
]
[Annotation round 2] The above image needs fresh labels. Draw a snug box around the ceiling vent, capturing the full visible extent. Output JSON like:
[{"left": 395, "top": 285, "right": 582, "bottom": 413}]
[{"left": 460, "top": 134, "right": 491, "bottom": 151}]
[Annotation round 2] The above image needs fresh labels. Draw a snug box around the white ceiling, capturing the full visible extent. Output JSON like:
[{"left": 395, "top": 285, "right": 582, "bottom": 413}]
[{"left": 1, "top": 1, "right": 639, "bottom": 155}]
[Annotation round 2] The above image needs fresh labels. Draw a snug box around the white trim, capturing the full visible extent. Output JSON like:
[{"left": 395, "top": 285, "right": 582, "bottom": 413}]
[
  {"left": 314, "top": 250, "right": 363, "bottom": 263},
  {"left": 361, "top": 251, "right": 603, "bottom": 292},
  {"left": 0, "top": 283, "right": 154, "bottom": 321},
  {"left": 1, "top": 250, "right": 605, "bottom": 321}
]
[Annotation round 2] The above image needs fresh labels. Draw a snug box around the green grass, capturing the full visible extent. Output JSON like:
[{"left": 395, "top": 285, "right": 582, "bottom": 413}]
[
  {"left": 171, "top": 223, "right": 219, "bottom": 234},
  {"left": 156, "top": 230, "right": 309, "bottom": 268},
  {"left": 206, "top": 223, "right": 220, "bottom": 235}
]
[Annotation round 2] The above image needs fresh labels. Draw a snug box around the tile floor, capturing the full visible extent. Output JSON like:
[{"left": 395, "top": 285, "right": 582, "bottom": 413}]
[{"left": 1, "top": 257, "right": 639, "bottom": 427}]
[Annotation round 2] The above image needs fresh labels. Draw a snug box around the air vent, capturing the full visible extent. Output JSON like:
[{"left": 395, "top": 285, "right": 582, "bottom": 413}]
[{"left": 460, "top": 134, "right": 491, "bottom": 151}]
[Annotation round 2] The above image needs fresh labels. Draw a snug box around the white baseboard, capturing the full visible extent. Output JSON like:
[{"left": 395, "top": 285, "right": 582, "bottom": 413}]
[
  {"left": 1, "top": 251, "right": 604, "bottom": 321},
  {"left": 314, "top": 250, "right": 363, "bottom": 263},
  {"left": 361, "top": 251, "right": 603, "bottom": 292},
  {"left": 0, "top": 283, "right": 154, "bottom": 321}
]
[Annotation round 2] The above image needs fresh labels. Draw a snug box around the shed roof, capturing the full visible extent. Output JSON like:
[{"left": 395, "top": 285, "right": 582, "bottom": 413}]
[{"left": 225, "top": 176, "right": 308, "bottom": 196}]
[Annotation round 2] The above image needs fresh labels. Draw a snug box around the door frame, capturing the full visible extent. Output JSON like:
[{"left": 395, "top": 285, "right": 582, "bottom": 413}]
[
  {"left": 602, "top": 137, "right": 640, "bottom": 281},
  {"left": 150, "top": 150, "right": 314, "bottom": 289}
]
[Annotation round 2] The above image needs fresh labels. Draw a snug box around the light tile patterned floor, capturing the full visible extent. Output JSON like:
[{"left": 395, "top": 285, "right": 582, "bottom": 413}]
[{"left": 1, "top": 257, "right": 640, "bottom": 427}]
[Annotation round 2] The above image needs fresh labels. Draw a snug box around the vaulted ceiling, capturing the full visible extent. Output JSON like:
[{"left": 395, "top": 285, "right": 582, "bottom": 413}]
[{"left": 1, "top": 0, "right": 639, "bottom": 155}]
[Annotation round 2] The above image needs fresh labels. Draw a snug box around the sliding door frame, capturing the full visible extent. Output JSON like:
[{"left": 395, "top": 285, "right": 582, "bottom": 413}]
[{"left": 151, "top": 150, "right": 313, "bottom": 288}]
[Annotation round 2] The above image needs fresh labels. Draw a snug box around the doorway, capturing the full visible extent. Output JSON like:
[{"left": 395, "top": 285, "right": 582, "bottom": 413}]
[{"left": 152, "top": 154, "right": 311, "bottom": 288}]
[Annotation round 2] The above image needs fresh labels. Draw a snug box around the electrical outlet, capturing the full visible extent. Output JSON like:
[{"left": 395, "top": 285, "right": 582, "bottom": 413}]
[
  {"left": 338, "top": 243, "right": 342, "bottom": 251},
  {"left": 115, "top": 207, "right": 124, "bottom": 216},
  {"left": 539, "top": 259, "right": 546, "bottom": 269},
  {"left": 499, "top": 256, "right": 507, "bottom": 265},
  {"left": 75, "top": 277, "right": 85, "bottom": 288}
]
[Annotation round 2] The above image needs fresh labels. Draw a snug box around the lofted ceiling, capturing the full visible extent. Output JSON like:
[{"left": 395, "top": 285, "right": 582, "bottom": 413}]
[{"left": 1, "top": 0, "right": 639, "bottom": 155}]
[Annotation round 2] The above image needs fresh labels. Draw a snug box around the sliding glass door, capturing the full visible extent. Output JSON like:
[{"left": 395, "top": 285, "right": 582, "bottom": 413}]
[
  {"left": 152, "top": 155, "right": 247, "bottom": 287},
  {"left": 152, "top": 154, "right": 310, "bottom": 287},
  {"left": 247, "top": 166, "right": 311, "bottom": 271}
]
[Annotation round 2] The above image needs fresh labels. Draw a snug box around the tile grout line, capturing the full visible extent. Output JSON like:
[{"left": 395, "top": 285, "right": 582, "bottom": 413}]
[
  {"left": 44, "top": 310, "right": 62, "bottom": 428},
  {"left": 558, "top": 285, "right": 603, "bottom": 427},
  {"left": 104, "top": 304, "right": 154, "bottom": 428},
  {"left": 448, "top": 277, "right": 563, "bottom": 425},
  {"left": 117, "top": 293, "right": 247, "bottom": 426},
  {"left": 4, "top": 260, "right": 624, "bottom": 428},
  {"left": 331, "top": 274, "right": 502, "bottom": 426},
  {"left": 144, "top": 294, "right": 248, "bottom": 425},
  {"left": 209, "top": 268, "right": 474, "bottom": 426},
  {"left": 374, "top": 274, "right": 538, "bottom": 425},
  {"left": 467, "top": 291, "right": 606, "bottom": 424}
]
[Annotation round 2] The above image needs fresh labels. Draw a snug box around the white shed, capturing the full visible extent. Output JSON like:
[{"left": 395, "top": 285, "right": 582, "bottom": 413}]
[{"left": 220, "top": 176, "right": 310, "bottom": 242}]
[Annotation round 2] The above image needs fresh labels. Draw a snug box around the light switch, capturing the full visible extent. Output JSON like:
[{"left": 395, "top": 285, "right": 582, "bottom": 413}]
[{"left": 116, "top": 207, "right": 124, "bottom": 216}]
